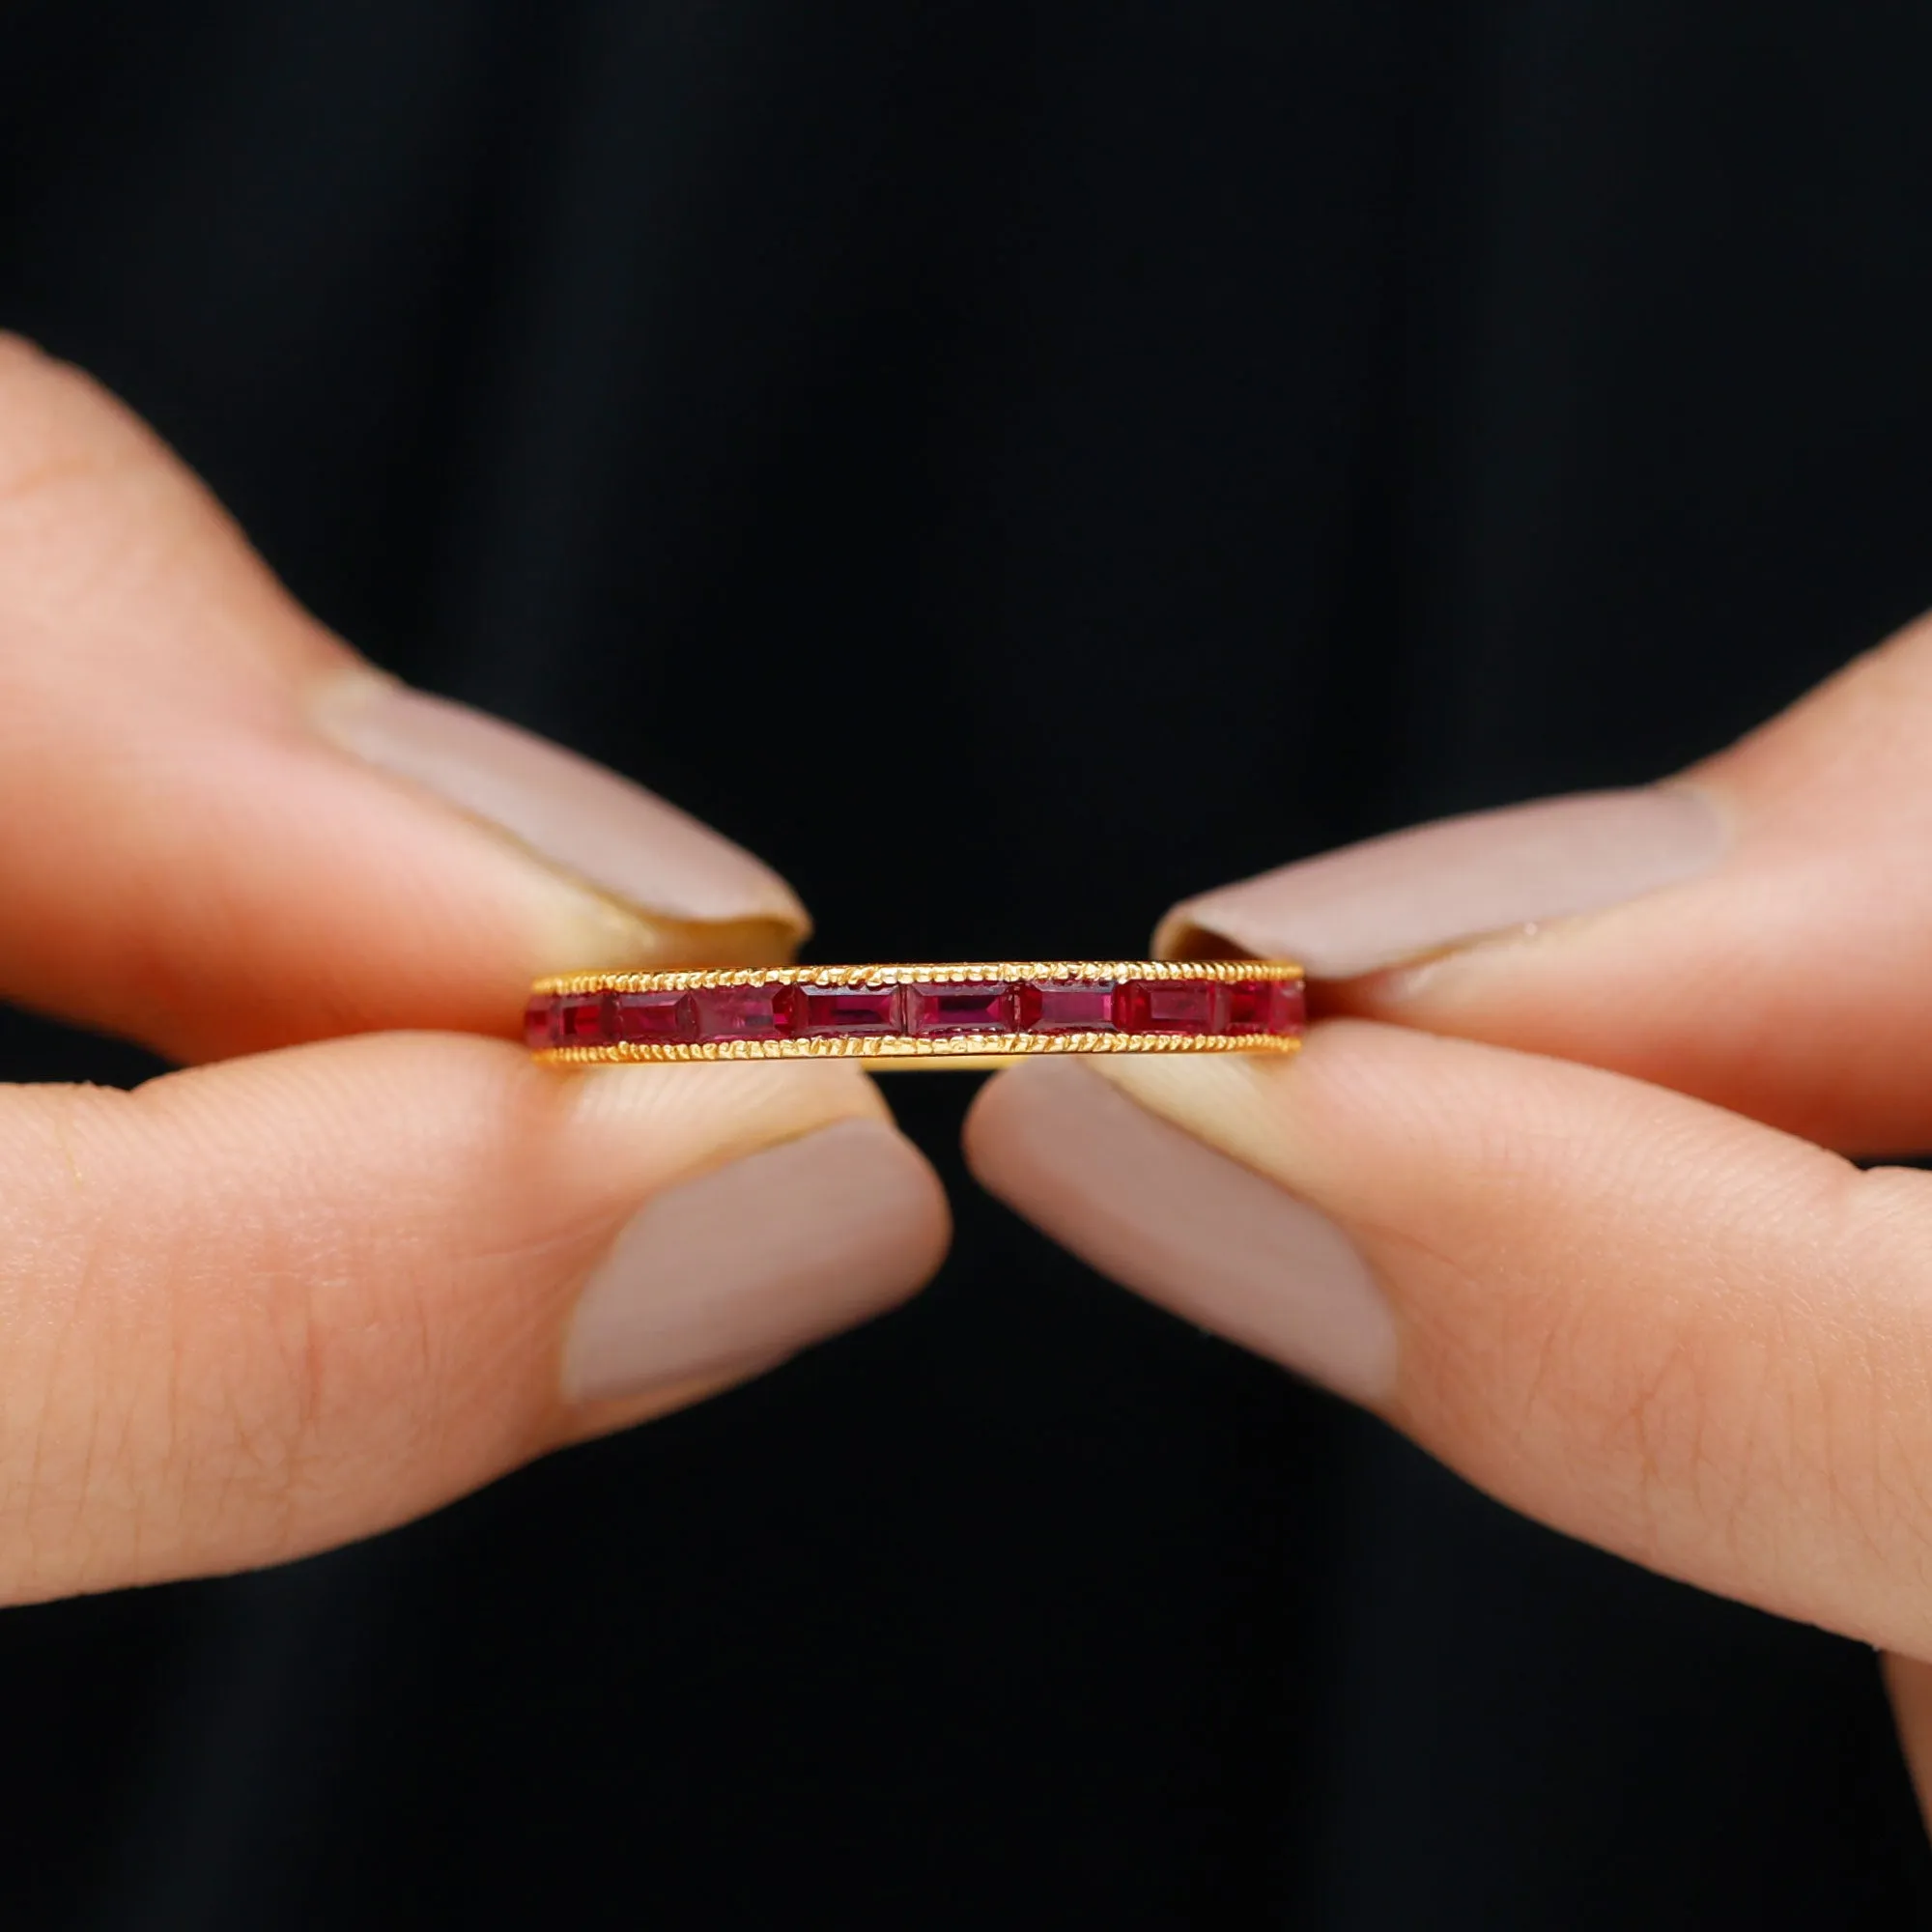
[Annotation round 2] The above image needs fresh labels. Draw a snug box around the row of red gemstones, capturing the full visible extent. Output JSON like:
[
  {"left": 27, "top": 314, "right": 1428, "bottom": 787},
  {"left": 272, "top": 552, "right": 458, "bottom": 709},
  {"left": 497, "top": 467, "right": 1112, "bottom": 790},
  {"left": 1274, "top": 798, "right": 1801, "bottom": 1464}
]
[{"left": 527, "top": 976, "right": 1305, "bottom": 1049}]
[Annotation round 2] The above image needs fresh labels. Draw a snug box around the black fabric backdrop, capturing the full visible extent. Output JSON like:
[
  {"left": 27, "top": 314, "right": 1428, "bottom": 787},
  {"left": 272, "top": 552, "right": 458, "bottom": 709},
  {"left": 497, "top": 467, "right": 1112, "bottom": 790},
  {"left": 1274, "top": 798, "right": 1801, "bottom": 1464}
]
[{"left": 4, "top": 3, "right": 1932, "bottom": 1925}]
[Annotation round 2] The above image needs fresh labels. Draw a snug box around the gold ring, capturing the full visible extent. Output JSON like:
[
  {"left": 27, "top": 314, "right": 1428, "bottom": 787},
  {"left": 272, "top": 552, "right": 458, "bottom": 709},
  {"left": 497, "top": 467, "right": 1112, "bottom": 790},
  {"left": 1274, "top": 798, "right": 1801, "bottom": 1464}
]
[{"left": 525, "top": 960, "right": 1304, "bottom": 1065}]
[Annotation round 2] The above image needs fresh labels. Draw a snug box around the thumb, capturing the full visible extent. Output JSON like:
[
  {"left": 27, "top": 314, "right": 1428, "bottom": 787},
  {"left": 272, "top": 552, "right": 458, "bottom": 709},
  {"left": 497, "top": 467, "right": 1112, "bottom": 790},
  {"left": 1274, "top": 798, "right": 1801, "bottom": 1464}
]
[{"left": 0, "top": 1037, "right": 946, "bottom": 1605}]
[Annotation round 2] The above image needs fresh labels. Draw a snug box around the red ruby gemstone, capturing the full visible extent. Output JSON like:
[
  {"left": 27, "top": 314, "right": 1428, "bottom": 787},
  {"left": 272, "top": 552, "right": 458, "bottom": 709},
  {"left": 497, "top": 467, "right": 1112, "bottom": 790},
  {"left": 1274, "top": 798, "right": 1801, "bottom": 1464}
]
[
  {"left": 692, "top": 982, "right": 795, "bottom": 1040},
  {"left": 902, "top": 981, "right": 1018, "bottom": 1036},
  {"left": 1226, "top": 980, "right": 1270, "bottom": 1035},
  {"left": 1229, "top": 978, "right": 1307, "bottom": 1035},
  {"left": 1116, "top": 979, "right": 1230, "bottom": 1034},
  {"left": 609, "top": 990, "right": 696, "bottom": 1042},
  {"left": 1266, "top": 979, "right": 1307, "bottom": 1036},
  {"left": 554, "top": 993, "right": 613, "bottom": 1044},
  {"left": 1017, "top": 979, "right": 1119, "bottom": 1034},
  {"left": 792, "top": 983, "right": 902, "bottom": 1037},
  {"left": 524, "top": 995, "right": 560, "bottom": 1049}
]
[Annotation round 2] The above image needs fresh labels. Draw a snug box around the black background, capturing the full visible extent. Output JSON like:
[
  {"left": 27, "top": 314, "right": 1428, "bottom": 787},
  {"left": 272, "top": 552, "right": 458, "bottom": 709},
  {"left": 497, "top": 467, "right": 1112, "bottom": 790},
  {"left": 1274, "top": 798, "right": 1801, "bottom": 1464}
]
[{"left": 4, "top": 3, "right": 1932, "bottom": 1924}]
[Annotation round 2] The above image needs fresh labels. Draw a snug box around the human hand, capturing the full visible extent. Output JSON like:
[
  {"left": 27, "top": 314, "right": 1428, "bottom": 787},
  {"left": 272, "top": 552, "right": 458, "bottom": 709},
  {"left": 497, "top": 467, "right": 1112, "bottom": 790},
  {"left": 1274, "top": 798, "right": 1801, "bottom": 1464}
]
[
  {"left": 965, "top": 610, "right": 1932, "bottom": 1822},
  {"left": 0, "top": 338, "right": 947, "bottom": 1605}
]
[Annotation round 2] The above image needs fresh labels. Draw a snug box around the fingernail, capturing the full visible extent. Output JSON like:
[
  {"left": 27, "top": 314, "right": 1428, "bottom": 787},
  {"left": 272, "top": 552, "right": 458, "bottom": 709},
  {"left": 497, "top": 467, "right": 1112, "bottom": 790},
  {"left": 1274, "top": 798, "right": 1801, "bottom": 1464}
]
[
  {"left": 964, "top": 1061, "right": 1396, "bottom": 1404},
  {"left": 562, "top": 1119, "right": 948, "bottom": 1404},
  {"left": 1156, "top": 784, "right": 1727, "bottom": 978},
  {"left": 309, "top": 669, "right": 809, "bottom": 942}
]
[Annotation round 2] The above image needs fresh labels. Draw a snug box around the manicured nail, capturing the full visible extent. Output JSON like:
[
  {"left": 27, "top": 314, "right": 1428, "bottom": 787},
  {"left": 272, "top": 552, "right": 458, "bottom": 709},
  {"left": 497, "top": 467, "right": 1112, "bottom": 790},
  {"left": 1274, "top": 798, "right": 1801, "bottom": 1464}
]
[
  {"left": 964, "top": 1061, "right": 1395, "bottom": 1404},
  {"left": 562, "top": 1120, "right": 948, "bottom": 1404},
  {"left": 1156, "top": 784, "right": 1727, "bottom": 978},
  {"left": 309, "top": 669, "right": 809, "bottom": 940}
]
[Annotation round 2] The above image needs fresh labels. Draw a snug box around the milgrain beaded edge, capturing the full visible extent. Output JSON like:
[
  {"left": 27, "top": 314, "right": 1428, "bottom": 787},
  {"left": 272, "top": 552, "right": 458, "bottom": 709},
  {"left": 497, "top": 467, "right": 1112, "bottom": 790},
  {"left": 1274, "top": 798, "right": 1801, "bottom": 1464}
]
[
  {"left": 533, "top": 1031, "right": 1305, "bottom": 1065},
  {"left": 533, "top": 959, "right": 1303, "bottom": 995}
]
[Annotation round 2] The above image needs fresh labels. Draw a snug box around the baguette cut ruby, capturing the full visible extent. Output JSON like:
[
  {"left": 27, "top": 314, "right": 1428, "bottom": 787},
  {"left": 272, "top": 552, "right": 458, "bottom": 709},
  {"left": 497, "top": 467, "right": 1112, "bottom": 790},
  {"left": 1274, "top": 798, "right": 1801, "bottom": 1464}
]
[
  {"left": 1227, "top": 980, "right": 1269, "bottom": 1035},
  {"left": 1228, "top": 978, "right": 1306, "bottom": 1035},
  {"left": 610, "top": 989, "right": 696, "bottom": 1042},
  {"left": 1018, "top": 979, "right": 1119, "bottom": 1034},
  {"left": 555, "top": 993, "right": 612, "bottom": 1044},
  {"left": 1267, "top": 979, "right": 1307, "bottom": 1036},
  {"left": 1117, "top": 979, "right": 1229, "bottom": 1035},
  {"left": 524, "top": 996, "right": 559, "bottom": 1049},
  {"left": 693, "top": 982, "right": 795, "bottom": 1040},
  {"left": 903, "top": 980, "right": 1017, "bottom": 1036},
  {"left": 793, "top": 983, "right": 901, "bottom": 1036}
]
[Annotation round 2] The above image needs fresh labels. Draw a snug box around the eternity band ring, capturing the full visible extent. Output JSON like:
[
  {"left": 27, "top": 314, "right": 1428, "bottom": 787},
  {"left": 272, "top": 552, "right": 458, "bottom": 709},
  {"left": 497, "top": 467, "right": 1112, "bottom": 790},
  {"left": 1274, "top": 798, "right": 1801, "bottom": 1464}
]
[{"left": 525, "top": 960, "right": 1306, "bottom": 1065}]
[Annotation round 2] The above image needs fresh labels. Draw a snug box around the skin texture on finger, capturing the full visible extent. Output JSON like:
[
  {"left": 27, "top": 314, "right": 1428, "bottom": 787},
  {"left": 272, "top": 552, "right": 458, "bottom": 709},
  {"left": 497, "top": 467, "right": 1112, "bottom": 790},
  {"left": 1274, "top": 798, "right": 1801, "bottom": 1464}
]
[
  {"left": 967, "top": 1027, "right": 1932, "bottom": 1655},
  {"left": 0, "top": 335, "right": 805, "bottom": 1063},
  {"left": 1158, "top": 611, "right": 1932, "bottom": 1153},
  {"left": 0, "top": 1037, "right": 947, "bottom": 1605}
]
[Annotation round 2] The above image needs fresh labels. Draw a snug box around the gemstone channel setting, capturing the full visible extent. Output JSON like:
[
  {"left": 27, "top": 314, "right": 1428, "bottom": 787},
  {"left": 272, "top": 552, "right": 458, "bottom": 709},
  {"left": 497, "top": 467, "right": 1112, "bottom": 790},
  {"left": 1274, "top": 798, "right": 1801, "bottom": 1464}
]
[{"left": 526, "top": 961, "right": 1304, "bottom": 1064}]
